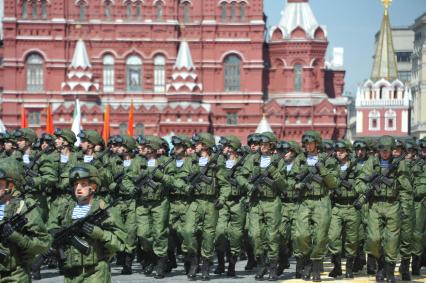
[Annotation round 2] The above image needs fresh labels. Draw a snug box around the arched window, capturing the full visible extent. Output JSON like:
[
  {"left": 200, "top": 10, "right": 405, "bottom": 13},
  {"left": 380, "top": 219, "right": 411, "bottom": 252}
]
[
  {"left": 119, "top": 123, "right": 128, "bottom": 135},
  {"left": 104, "top": 0, "right": 113, "bottom": 20},
  {"left": 135, "top": 2, "right": 142, "bottom": 19},
  {"left": 26, "top": 53, "right": 44, "bottom": 91},
  {"left": 294, "top": 64, "right": 303, "bottom": 91},
  {"left": 103, "top": 55, "right": 115, "bottom": 92},
  {"left": 240, "top": 2, "right": 246, "bottom": 21},
  {"left": 385, "top": 109, "right": 397, "bottom": 131},
  {"left": 155, "top": 1, "right": 164, "bottom": 21},
  {"left": 31, "top": 0, "right": 37, "bottom": 19},
  {"left": 182, "top": 2, "right": 191, "bottom": 23},
  {"left": 220, "top": 3, "right": 227, "bottom": 21},
  {"left": 224, "top": 55, "right": 241, "bottom": 92},
  {"left": 154, "top": 55, "right": 166, "bottom": 93},
  {"left": 22, "top": 2, "right": 28, "bottom": 19},
  {"left": 379, "top": 86, "right": 384, "bottom": 99},
  {"left": 77, "top": 1, "right": 87, "bottom": 21},
  {"left": 230, "top": 2, "right": 237, "bottom": 22},
  {"left": 41, "top": 0, "right": 48, "bottom": 19},
  {"left": 126, "top": 55, "right": 143, "bottom": 92},
  {"left": 135, "top": 123, "right": 145, "bottom": 136},
  {"left": 393, "top": 86, "right": 398, "bottom": 99},
  {"left": 125, "top": 1, "right": 132, "bottom": 20},
  {"left": 368, "top": 110, "right": 380, "bottom": 131}
]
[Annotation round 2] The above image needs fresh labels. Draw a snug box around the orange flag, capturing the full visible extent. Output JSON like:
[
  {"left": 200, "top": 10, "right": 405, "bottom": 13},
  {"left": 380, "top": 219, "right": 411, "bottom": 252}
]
[
  {"left": 127, "top": 101, "right": 134, "bottom": 136},
  {"left": 20, "top": 106, "right": 28, "bottom": 128},
  {"left": 102, "top": 104, "right": 110, "bottom": 143},
  {"left": 45, "top": 103, "right": 54, "bottom": 134}
]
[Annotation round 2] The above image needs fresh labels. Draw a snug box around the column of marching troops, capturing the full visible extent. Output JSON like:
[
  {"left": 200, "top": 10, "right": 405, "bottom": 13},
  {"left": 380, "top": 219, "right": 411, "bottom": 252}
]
[{"left": 0, "top": 127, "right": 425, "bottom": 283}]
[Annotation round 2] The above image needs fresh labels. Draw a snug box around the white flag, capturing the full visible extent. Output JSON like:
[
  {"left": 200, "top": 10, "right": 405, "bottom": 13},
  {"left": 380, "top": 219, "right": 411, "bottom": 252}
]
[{"left": 71, "top": 98, "right": 82, "bottom": 146}]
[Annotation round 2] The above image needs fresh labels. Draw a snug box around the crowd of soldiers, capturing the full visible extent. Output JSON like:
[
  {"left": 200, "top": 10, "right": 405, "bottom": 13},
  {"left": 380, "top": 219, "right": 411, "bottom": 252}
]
[{"left": 0, "top": 127, "right": 425, "bottom": 283}]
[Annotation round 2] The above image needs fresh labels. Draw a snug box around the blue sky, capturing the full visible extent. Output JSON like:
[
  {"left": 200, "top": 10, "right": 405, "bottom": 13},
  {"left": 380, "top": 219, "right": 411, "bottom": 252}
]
[{"left": 264, "top": 0, "right": 425, "bottom": 96}]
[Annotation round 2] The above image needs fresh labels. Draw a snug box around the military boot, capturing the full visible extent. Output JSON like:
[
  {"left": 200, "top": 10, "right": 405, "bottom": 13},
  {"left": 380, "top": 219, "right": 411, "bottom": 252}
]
[
  {"left": 412, "top": 255, "right": 421, "bottom": 275},
  {"left": 376, "top": 257, "right": 385, "bottom": 282},
  {"left": 303, "top": 259, "right": 312, "bottom": 281},
  {"left": 268, "top": 260, "right": 278, "bottom": 281},
  {"left": 154, "top": 257, "right": 168, "bottom": 279},
  {"left": 245, "top": 246, "right": 257, "bottom": 271},
  {"left": 353, "top": 250, "right": 365, "bottom": 272},
  {"left": 116, "top": 252, "right": 125, "bottom": 266},
  {"left": 121, "top": 253, "right": 134, "bottom": 275},
  {"left": 201, "top": 258, "right": 211, "bottom": 281},
  {"left": 214, "top": 251, "right": 225, "bottom": 274},
  {"left": 328, "top": 255, "right": 342, "bottom": 278},
  {"left": 345, "top": 257, "right": 354, "bottom": 278},
  {"left": 312, "top": 260, "right": 322, "bottom": 282},
  {"left": 295, "top": 257, "right": 305, "bottom": 279},
  {"left": 399, "top": 258, "right": 411, "bottom": 281},
  {"left": 385, "top": 262, "right": 396, "bottom": 283},
  {"left": 255, "top": 256, "right": 267, "bottom": 280},
  {"left": 367, "top": 254, "right": 377, "bottom": 275},
  {"left": 167, "top": 248, "right": 177, "bottom": 272},
  {"left": 227, "top": 255, "right": 237, "bottom": 277},
  {"left": 277, "top": 246, "right": 289, "bottom": 276},
  {"left": 143, "top": 252, "right": 156, "bottom": 276},
  {"left": 187, "top": 253, "right": 199, "bottom": 280},
  {"left": 32, "top": 269, "right": 42, "bottom": 281}
]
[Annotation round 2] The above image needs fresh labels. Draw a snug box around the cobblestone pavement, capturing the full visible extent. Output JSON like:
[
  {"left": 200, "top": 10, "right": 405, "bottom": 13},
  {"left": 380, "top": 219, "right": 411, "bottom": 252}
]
[{"left": 37, "top": 258, "right": 426, "bottom": 283}]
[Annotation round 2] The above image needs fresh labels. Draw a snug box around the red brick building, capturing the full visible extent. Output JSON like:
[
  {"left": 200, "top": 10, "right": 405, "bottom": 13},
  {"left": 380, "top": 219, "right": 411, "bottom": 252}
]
[{"left": 0, "top": 0, "right": 348, "bottom": 141}]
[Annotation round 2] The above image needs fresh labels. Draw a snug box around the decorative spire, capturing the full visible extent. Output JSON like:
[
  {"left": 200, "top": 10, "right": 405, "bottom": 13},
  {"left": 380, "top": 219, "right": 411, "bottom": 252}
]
[
  {"left": 255, "top": 114, "right": 273, "bottom": 134},
  {"left": 71, "top": 39, "right": 92, "bottom": 69},
  {"left": 371, "top": 0, "right": 398, "bottom": 82},
  {"left": 174, "top": 41, "right": 194, "bottom": 70}
]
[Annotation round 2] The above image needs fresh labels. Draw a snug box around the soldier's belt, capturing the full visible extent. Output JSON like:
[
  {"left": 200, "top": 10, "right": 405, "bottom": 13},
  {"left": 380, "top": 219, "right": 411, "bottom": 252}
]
[
  {"left": 281, "top": 197, "right": 294, "bottom": 203},
  {"left": 334, "top": 197, "right": 357, "bottom": 205},
  {"left": 63, "top": 265, "right": 97, "bottom": 277},
  {"left": 371, "top": 196, "right": 397, "bottom": 203},
  {"left": 170, "top": 194, "right": 189, "bottom": 202},
  {"left": 303, "top": 195, "right": 326, "bottom": 200},
  {"left": 193, "top": 195, "right": 216, "bottom": 201}
]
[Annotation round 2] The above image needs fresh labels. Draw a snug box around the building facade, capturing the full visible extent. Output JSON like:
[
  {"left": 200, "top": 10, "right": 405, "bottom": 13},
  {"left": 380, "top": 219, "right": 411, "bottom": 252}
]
[
  {"left": 0, "top": 0, "right": 347, "bottom": 141},
  {"left": 411, "top": 12, "right": 426, "bottom": 139},
  {"left": 355, "top": 2, "right": 412, "bottom": 138}
]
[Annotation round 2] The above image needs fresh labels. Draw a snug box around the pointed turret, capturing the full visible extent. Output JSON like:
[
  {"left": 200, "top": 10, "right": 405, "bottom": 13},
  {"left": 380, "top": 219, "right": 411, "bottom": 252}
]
[
  {"left": 61, "top": 39, "right": 99, "bottom": 92},
  {"left": 255, "top": 114, "right": 273, "bottom": 133},
  {"left": 167, "top": 40, "right": 202, "bottom": 95},
  {"left": 371, "top": 1, "right": 398, "bottom": 81}
]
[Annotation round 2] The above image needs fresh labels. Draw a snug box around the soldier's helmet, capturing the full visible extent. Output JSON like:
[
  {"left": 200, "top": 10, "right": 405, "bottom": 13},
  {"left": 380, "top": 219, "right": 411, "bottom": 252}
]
[
  {"left": 136, "top": 135, "right": 146, "bottom": 146},
  {"left": 394, "top": 138, "right": 406, "bottom": 150},
  {"left": 54, "top": 128, "right": 77, "bottom": 145},
  {"left": 247, "top": 133, "right": 261, "bottom": 145},
  {"left": 377, "top": 135, "right": 395, "bottom": 151},
  {"left": 13, "top": 128, "right": 37, "bottom": 144},
  {"left": 418, "top": 138, "right": 426, "bottom": 149},
  {"left": 405, "top": 139, "right": 417, "bottom": 151},
  {"left": 121, "top": 135, "right": 136, "bottom": 151},
  {"left": 353, "top": 139, "right": 368, "bottom": 150},
  {"left": 144, "top": 135, "right": 162, "bottom": 150},
  {"left": 69, "top": 163, "right": 101, "bottom": 187},
  {"left": 301, "top": 130, "right": 322, "bottom": 144},
  {"left": 78, "top": 130, "right": 103, "bottom": 146},
  {"left": 0, "top": 158, "right": 24, "bottom": 188},
  {"left": 334, "top": 140, "right": 352, "bottom": 151},
  {"left": 259, "top": 132, "right": 277, "bottom": 144},
  {"left": 40, "top": 133, "right": 55, "bottom": 145},
  {"left": 222, "top": 135, "right": 241, "bottom": 150},
  {"left": 322, "top": 140, "right": 334, "bottom": 151},
  {"left": 171, "top": 135, "right": 192, "bottom": 148},
  {"left": 192, "top": 132, "right": 215, "bottom": 149}
]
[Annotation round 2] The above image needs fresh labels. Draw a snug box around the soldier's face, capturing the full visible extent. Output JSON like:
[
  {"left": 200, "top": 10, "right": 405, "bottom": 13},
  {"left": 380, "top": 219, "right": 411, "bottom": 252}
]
[
  {"left": 356, "top": 148, "right": 366, "bottom": 159},
  {"left": 392, "top": 148, "right": 403, "bottom": 157},
  {"left": 260, "top": 142, "right": 271, "bottom": 154},
  {"left": 117, "top": 145, "right": 128, "bottom": 155},
  {"left": 80, "top": 141, "right": 89, "bottom": 151},
  {"left": 16, "top": 138, "right": 27, "bottom": 150},
  {"left": 186, "top": 147, "right": 195, "bottom": 155},
  {"left": 174, "top": 145, "right": 185, "bottom": 156},
  {"left": 336, "top": 149, "right": 348, "bottom": 161},
  {"left": 304, "top": 141, "right": 317, "bottom": 154},
  {"left": 250, "top": 143, "right": 259, "bottom": 152},
  {"left": 110, "top": 144, "right": 119, "bottom": 153},
  {"left": 4, "top": 142, "right": 13, "bottom": 151},
  {"left": 195, "top": 142, "right": 203, "bottom": 153},
  {"left": 74, "top": 179, "right": 95, "bottom": 202},
  {"left": 41, "top": 142, "right": 49, "bottom": 150},
  {"left": 284, "top": 151, "right": 295, "bottom": 161},
  {"left": 0, "top": 179, "right": 14, "bottom": 201},
  {"left": 379, "top": 149, "right": 392, "bottom": 160},
  {"left": 55, "top": 137, "right": 64, "bottom": 149},
  {"left": 421, "top": 147, "right": 426, "bottom": 157}
]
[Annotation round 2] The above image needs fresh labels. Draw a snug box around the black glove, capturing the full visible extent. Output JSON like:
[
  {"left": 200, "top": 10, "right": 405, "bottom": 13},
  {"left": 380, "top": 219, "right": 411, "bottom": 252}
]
[
  {"left": 0, "top": 223, "right": 15, "bottom": 239},
  {"left": 214, "top": 199, "right": 224, "bottom": 210},
  {"left": 81, "top": 222, "right": 95, "bottom": 237},
  {"left": 25, "top": 176, "right": 35, "bottom": 188},
  {"left": 153, "top": 170, "right": 164, "bottom": 182}
]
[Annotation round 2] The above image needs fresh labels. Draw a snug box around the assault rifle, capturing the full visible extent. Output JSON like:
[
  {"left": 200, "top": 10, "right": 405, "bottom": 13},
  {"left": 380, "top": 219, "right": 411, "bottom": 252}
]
[
  {"left": 228, "top": 150, "right": 250, "bottom": 187},
  {"left": 133, "top": 157, "right": 175, "bottom": 193},
  {"left": 187, "top": 150, "right": 221, "bottom": 193},
  {"left": 0, "top": 202, "right": 38, "bottom": 262},
  {"left": 339, "top": 158, "right": 359, "bottom": 190},
  {"left": 32, "top": 198, "right": 120, "bottom": 270},
  {"left": 353, "top": 154, "right": 406, "bottom": 210},
  {"left": 23, "top": 147, "right": 54, "bottom": 178},
  {"left": 294, "top": 164, "right": 324, "bottom": 200},
  {"left": 247, "top": 156, "right": 281, "bottom": 201}
]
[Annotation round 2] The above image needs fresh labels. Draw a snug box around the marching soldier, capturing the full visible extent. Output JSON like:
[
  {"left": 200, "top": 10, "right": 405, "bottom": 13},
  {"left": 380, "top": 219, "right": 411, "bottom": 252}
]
[
  {"left": 355, "top": 135, "right": 412, "bottom": 283},
  {"left": 237, "top": 132, "right": 286, "bottom": 281},
  {"left": 0, "top": 159, "right": 49, "bottom": 282},
  {"left": 327, "top": 140, "right": 361, "bottom": 278},
  {"left": 411, "top": 138, "right": 426, "bottom": 275},
  {"left": 48, "top": 163, "right": 126, "bottom": 282},
  {"left": 293, "top": 130, "right": 339, "bottom": 282}
]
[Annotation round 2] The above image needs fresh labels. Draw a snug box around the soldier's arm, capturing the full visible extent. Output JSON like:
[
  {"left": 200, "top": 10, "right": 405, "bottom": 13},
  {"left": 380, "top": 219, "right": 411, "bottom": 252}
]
[
  {"left": 354, "top": 157, "right": 375, "bottom": 195},
  {"left": 33, "top": 156, "right": 58, "bottom": 188},
  {"left": 320, "top": 156, "right": 339, "bottom": 190},
  {"left": 272, "top": 159, "right": 288, "bottom": 193},
  {"left": 216, "top": 164, "right": 231, "bottom": 202},
  {"left": 235, "top": 154, "right": 254, "bottom": 191},
  {"left": 397, "top": 160, "right": 414, "bottom": 213}
]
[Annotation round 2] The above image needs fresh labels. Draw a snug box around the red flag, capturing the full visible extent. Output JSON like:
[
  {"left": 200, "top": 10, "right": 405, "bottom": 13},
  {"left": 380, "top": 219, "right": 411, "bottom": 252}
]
[
  {"left": 127, "top": 102, "right": 134, "bottom": 136},
  {"left": 45, "top": 103, "right": 54, "bottom": 134},
  {"left": 102, "top": 104, "right": 110, "bottom": 143},
  {"left": 20, "top": 106, "right": 28, "bottom": 128}
]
